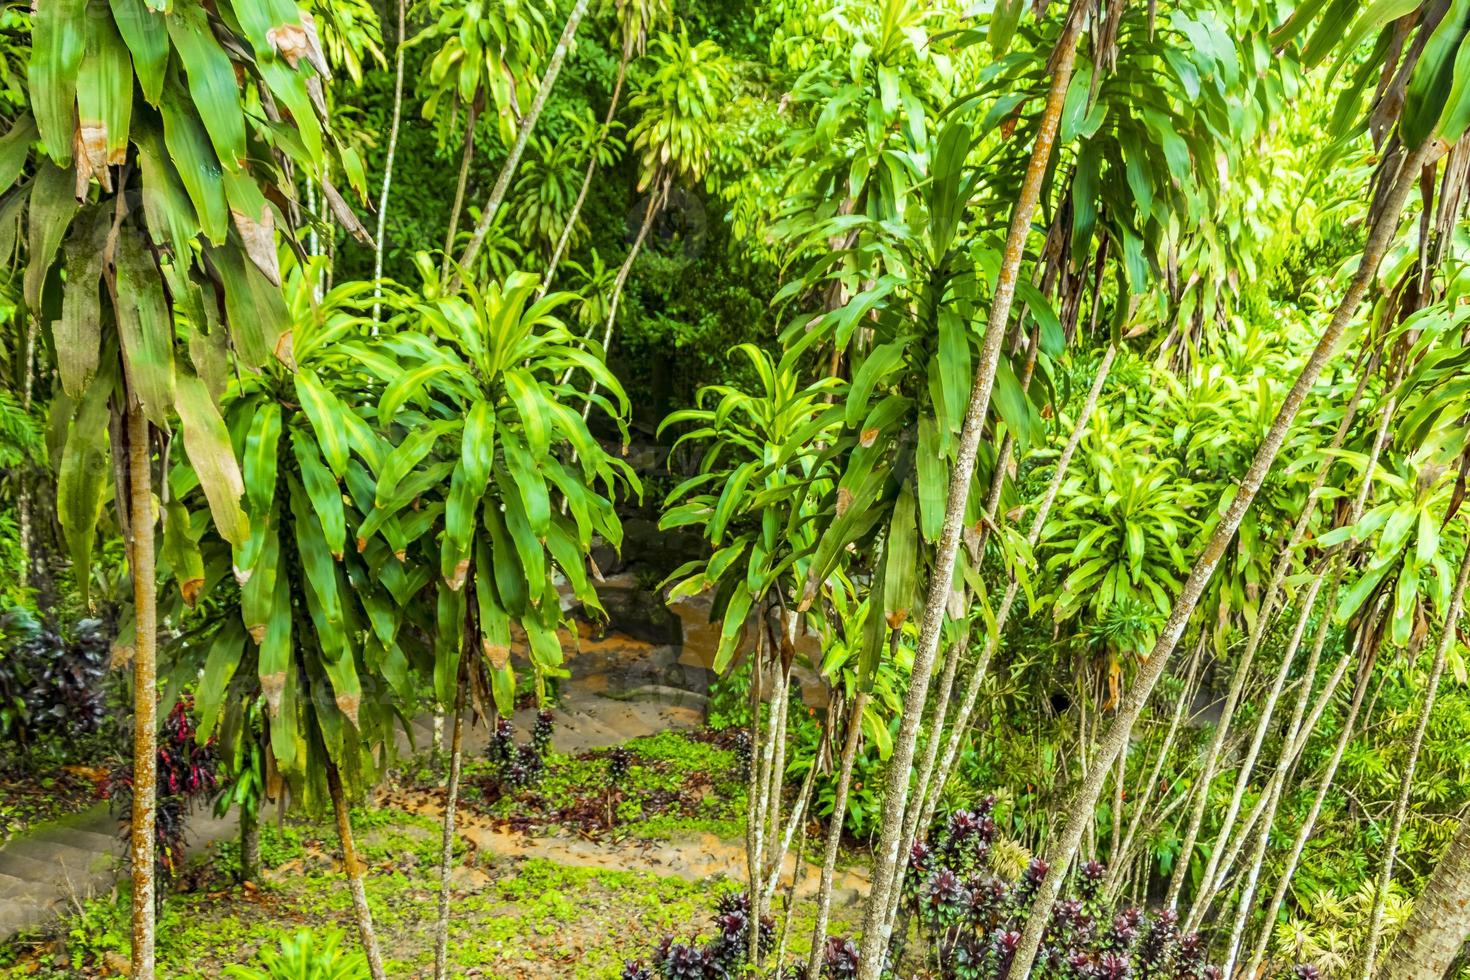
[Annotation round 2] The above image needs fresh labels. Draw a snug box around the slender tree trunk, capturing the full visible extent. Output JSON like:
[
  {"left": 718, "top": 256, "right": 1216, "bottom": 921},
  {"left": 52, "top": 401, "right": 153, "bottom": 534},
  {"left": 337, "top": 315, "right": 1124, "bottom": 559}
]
[
  {"left": 850, "top": 13, "right": 1094, "bottom": 960},
  {"left": 442, "top": 99, "right": 480, "bottom": 276},
  {"left": 744, "top": 636, "right": 764, "bottom": 914},
  {"left": 916, "top": 344, "right": 1116, "bottom": 840},
  {"left": 807, "top": 690, "right": 867, "bottom": 980},
  {"left": 1108, "top": 638, "right": 1205, "bottom": 897},
  {"left": 540, "top": 57, "right": 629, "bottom": 292},
  {"left": 239, "top": 797, "right": 261, "bottom": 884},
  {"left": 433, "top": 665, "right": 468, "bottom": 980},
  {"left": 1359, "top": 542, "right": 1470, "bottom": 977},
  {"left": 327, "top": 762, "right": 387, "bottom": 980},
  {"left": 763, "top": 746, "right": 819, "bottom": 907},
  {"left": 1165, "top": 365, "right": 1374, "bottom": 909},
  {"left": 1007, "top": 138, "right": 1434, "bottom": 980},
  {"left": 1377, "top": 808, "right": 1470, "bottom": 979},
  {"left": 1180, "top": 571, "right": 1326, "bottom": 933},
  {"left": 453, "top": 0, "right": 593, "bottom": 283},
  {"left": 1219, "top": 756, "right": 1289, "bottom": 976},
  {"left": 877, "top": 620, "right": 971, "bottom": 944},
  {"left": 126, "top": 402, "right": 158, "bottom": 980},
  {"left": 1243, "top": 632, "right": 1375, "bottom": 980},
  {"left": 371, "top": 0, "right": 408, "bottom": 330},
  {"left": 1190, "top": 384, "right": 1397, "bottom": 923}
]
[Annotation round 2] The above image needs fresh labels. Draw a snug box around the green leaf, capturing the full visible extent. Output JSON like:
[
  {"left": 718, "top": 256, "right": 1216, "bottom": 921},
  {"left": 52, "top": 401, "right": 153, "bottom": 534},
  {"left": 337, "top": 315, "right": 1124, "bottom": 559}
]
[
  {"left": 243, "top": 402, "right": 281, "bottom": 515},
  {"left": 57, "top": 372, "right": 113, "bottom": 604},
  {"left": 109, "top": 0, "right": 169, "bottom": 103},
  {"left": 211, "top": 244, "right": 292, "bottom": 369},
  {"left": 883, "top": 488, "right": 919, "bottom": 628},
  {"left": 0, "top": 115, "right": 37, "bottom": 196},
  {"left": 28, "top": 0, "right": 86, "bottom": 165},
  {"left": 196, "top": 621, "right": 247, "bottom": 740},
  {"left": 114, "top": 229, "right": 176, "bottom": 426},
  {"left": 161, "top": 83, "right": 229, "bottom": 244},
  {"left": 54, "top": 207, "right": 110, "bottom": 397},
  {"left": 76, "top": 10, "right": 133, "bottom": 172},
  {"left": 166, "top": 5, "right": 247, "bottom": 170},
  {"left": 176, "top": 370, "right": 249, "bottom": 546},
  {"left": 294, "top": 370, "right": 352, "bottom": 478},
  {"left": 24, "top": 160, "right": 80, "bottom": 312},
  {"left": 292, "top": 428, "right": 347, "bottom": 560},
  {"left": 162, "top": 499, "right": 205, "bottom": 605}
]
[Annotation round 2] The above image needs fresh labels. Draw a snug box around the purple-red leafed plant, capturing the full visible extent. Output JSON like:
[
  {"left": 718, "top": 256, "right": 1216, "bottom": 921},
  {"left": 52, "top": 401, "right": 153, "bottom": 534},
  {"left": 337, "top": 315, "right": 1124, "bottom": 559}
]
[{"left": 109, "top": 696, "right": 218, "bottom": 901}]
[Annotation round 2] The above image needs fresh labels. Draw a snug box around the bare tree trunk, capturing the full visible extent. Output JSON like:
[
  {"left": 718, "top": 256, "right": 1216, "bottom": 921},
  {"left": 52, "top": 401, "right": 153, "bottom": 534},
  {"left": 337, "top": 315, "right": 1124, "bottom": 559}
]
[
  {"left": 453, "top": 0, "right": 593, "bottom": 283},
  {"left": 433, "top": 666, "right": 468, "bottom": 980},
  {"left": 239, "top": 797, "right": 261, "bottom": 884},
  {"left": 807, "top": 690, "right": 867, "bottom": 980},
  {"left": 1108, "top": 638, "right": 1205, "bottom": 897},
  {"left": 540, "top": 57, "right": 629, "bottom": 292},
  {"left": 1242, "top": 630, "right": 1374, "bottom": 980},
  {"left": 327, "top": 762, "right": 387, "bottom": 980},
  {"left": 371, "top": 0, "right": 409, "bottom": 330},
  {"left": 916, "top": 344, "right": 1116, "bottom": 841},
  {"left": 1165, "top": 365, "right": 1373, "bottom": 909},
  {"left": 441, "top": 100, "right": 480, "bottom": 276},
  {"left": 1359, "top": 543, "right": 1470, "bottom": 977},
  {"left": 848, "top": 12, "right": 1095, "bottom": 953},
  {"left": 1219, "top": 755, "right": 1289, "bottom": 976},
  {"left": 573, "top": 177, "right": 669, "bottom": 416},
  {"left": 126, "top": 402, "right": 158, "bottom": 980},
  {"left": 1180, "top": 571, "right": 1326, "bottom": 933},
  {"left": 1007, "top": 138, "right": 1434, "bottom": 980},
  {"left": 1377, "top": 807, "right": 1470, "bottom": 979},
  {"left": 1190, "top": 384, "right": 1397, "bottom": 924},
  {"left": 876, "top": 619, "right": 971, "bottom": 944}
]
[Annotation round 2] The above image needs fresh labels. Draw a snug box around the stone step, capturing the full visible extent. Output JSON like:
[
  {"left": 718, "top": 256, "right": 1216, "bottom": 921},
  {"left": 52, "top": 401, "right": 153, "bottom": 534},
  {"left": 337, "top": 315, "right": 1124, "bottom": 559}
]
[
  {"left": 28, "top": 824, "right": 122, "bottom": 857},
  {"left": 0, "top": 894, "right": 53, "bottom": 940},
  {"left": 4, "top": 836, "right": 116, "bottom": 880},
  {"left": 0, "top": 871, "right": 37, "bottom": 900},
  {"left": 0, "top": 850, "right": 76, "bottom": 887}
]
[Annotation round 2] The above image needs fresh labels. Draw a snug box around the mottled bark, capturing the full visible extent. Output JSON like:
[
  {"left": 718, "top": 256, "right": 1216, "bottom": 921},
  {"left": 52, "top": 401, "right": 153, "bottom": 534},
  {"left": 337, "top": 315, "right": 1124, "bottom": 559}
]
[
  {"left": 327, "top": 762, "right": 387, "bottom": 980},
  {"left": 127, "top": 403, "right": 158, "bottom": 980},
  {"left": 852, "top": 12, "right": 1094, "bottom": 971}
]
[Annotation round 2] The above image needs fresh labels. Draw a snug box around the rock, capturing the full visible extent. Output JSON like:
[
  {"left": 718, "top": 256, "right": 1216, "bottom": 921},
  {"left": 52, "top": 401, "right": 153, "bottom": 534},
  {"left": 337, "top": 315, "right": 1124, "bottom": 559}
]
[
  {"left": 595, "top": 572, "right": 682, "bottom": 645},
  {"left": 614, "top": 685, "right": 711, "bottom": 713}
]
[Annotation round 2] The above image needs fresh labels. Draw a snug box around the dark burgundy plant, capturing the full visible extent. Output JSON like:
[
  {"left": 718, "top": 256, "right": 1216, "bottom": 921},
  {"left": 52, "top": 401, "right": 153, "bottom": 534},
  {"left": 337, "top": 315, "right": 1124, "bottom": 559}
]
[
  {"left": 625, "top": 891, "right": 773, "bottom": 980},
  {"left": 820, "top": 936, "right": 860, "bottom": 979},
  {"left": 608, "top": 746, "right": 633, "bottom": 786},
  {"left": 488, "top": 716, "right": 516, "bottom": 767},
  {"left": 108, "top": 696, "right": 218, "bottom": 904},
  {"left": 532, "top": 709, "right": 555, "bottom": 755}
]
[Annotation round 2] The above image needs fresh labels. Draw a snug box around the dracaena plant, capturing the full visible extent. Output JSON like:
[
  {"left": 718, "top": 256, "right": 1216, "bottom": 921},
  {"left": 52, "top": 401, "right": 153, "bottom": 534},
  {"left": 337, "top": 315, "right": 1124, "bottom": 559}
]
[
  {"left": 377, "top": 257, "right": 635, "bottom": 976},
  {"left": 18, "top": 2, "right": 365, "bottom": 974},
  {"left": 379, "top": 256, "right": 635, "bottom": 708},
  {"left": 164, "top": 255, "right": 413, "bottom": 979}
]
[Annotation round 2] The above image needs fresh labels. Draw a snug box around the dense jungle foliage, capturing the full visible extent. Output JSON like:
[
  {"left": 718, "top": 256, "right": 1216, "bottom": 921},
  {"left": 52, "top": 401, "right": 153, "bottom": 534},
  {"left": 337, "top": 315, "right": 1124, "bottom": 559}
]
[{"left": 3, "top": 0, "right": 1470, "bottom": 977}]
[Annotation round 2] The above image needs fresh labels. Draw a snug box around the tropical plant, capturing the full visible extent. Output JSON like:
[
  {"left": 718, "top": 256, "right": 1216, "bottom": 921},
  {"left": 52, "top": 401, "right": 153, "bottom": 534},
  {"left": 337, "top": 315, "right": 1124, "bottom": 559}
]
[
  {"left": 379, "top": 259, "right": 635, "bottom": 978},
  {"left": 16, "top": 1, "right": 366, "bottom": 972}
]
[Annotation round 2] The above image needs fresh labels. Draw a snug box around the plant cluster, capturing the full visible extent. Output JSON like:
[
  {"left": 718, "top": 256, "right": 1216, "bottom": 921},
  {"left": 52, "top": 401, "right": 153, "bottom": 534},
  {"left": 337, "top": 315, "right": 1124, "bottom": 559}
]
[
  {"left": 109, "top": 697, "right": 218, "bottom": 891},
  {"left": 0, "top": 608, "right": 110, "bottom": 752},
  {"left": 620, "top": 891, "right": 773, "bottom": 980},
  {"left": 882, "top": 799, "right": 1231, "bottom": 980},
  {"left": 486, "top": 715, "right": 547, "bottom": 789}
]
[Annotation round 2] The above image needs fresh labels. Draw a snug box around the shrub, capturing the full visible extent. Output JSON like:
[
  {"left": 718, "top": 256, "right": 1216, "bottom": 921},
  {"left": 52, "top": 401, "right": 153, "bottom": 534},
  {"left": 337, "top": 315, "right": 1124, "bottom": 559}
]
[{"left": 224, "top": 928, "right": 370, "bottom": 979}]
